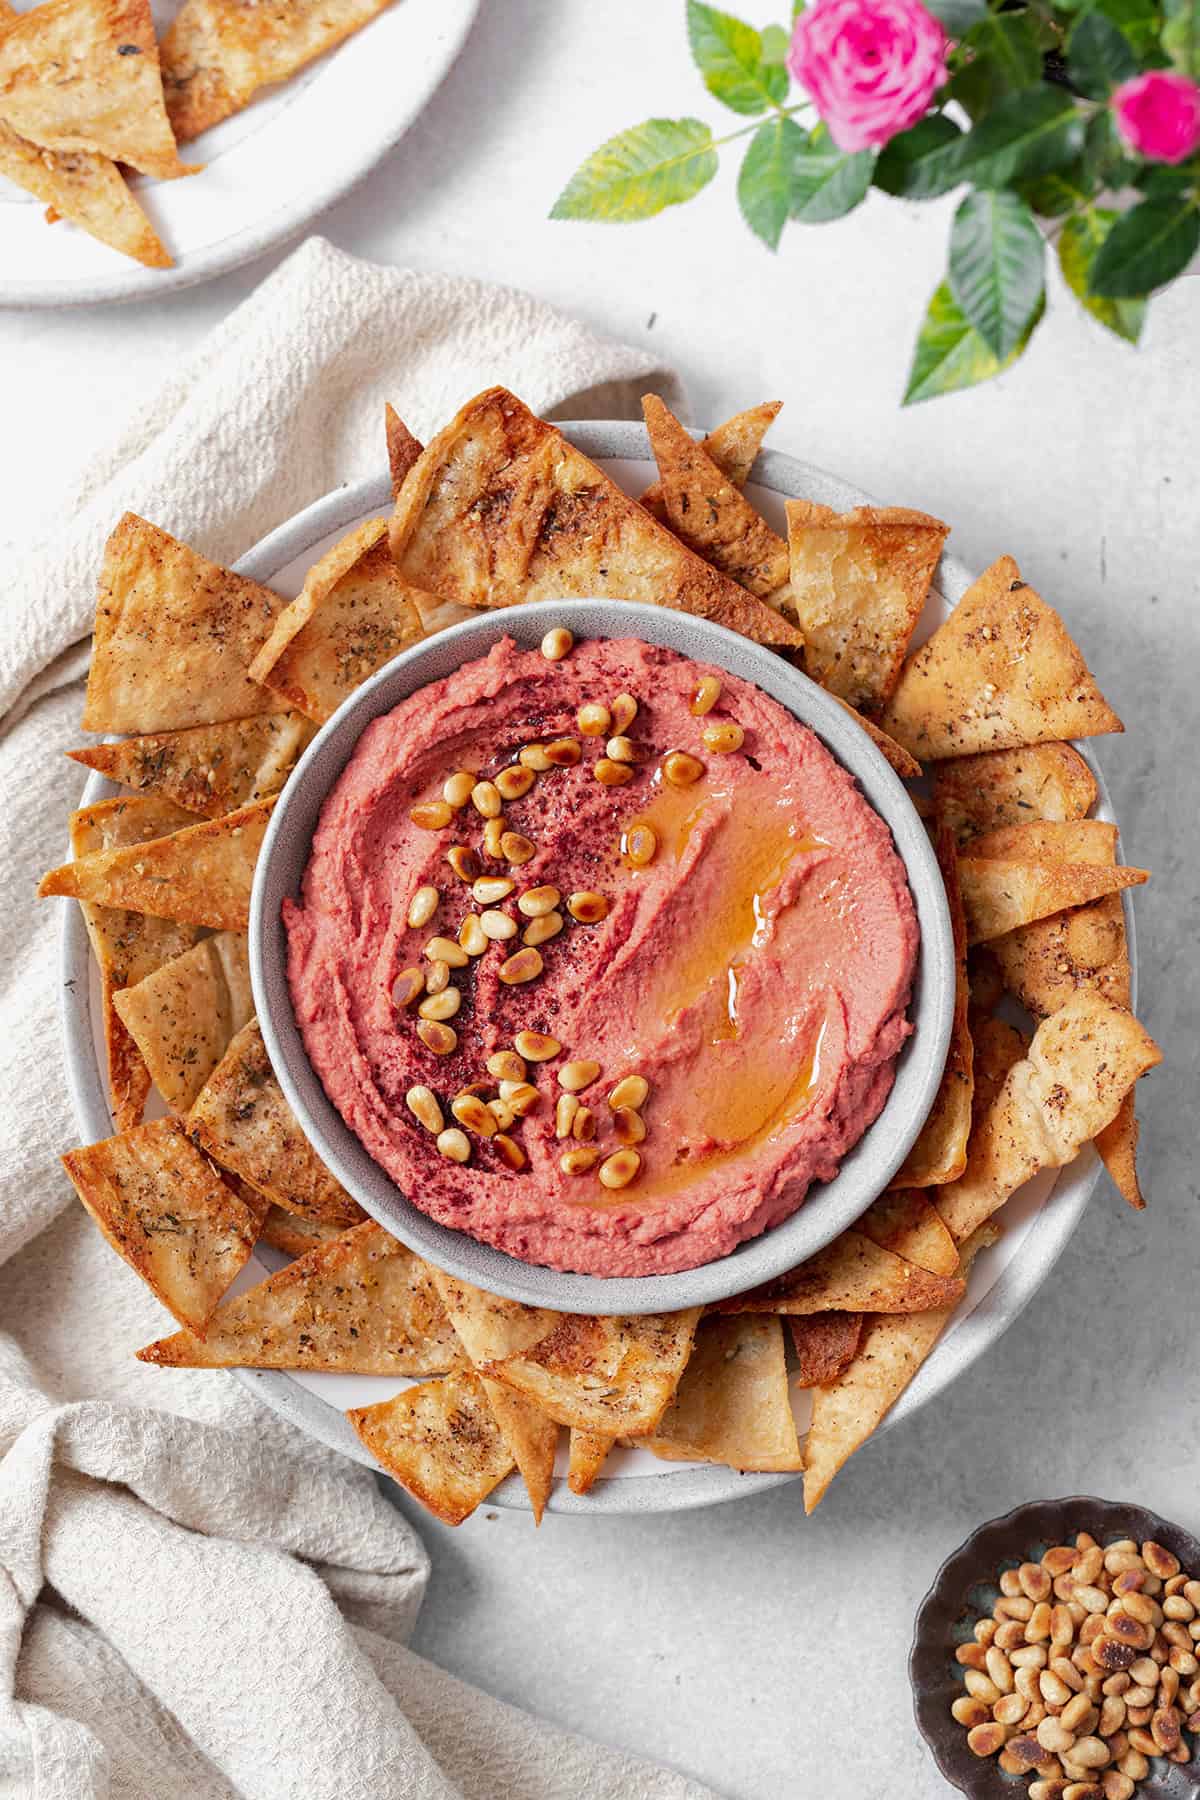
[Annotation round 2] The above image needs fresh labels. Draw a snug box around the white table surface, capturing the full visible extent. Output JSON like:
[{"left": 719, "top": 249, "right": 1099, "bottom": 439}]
[{"left": 3, "top": 4, "right": 1196, "bottom": 1796}]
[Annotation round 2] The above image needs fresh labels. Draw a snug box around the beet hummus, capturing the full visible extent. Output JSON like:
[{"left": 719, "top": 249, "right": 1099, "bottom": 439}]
[{"left": 284, "top": 635, "right": 919, "bottom": 1278}]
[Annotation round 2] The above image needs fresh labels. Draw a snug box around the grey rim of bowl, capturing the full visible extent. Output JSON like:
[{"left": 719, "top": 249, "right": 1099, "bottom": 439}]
[
  {"left": 58, "top": 420, "right": 1134, "bottom": 1513},
  {"left": 909, "top": 1495, "right": 1200, "bottom": 1798}
]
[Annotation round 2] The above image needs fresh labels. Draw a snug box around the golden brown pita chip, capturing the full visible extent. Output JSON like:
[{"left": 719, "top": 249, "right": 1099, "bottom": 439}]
[
  {"left": 967, "top": 818, "right": 1118, "bottom": 864},
  {"left": 479, "top": 1379, "right": 557, "bottom": 1525},
  {"left": 722, "top": 1229, "right": 965, "bottom": 1316},
  {"left": 857, "top": 1190, "right": 958, "bottom": 1278},
  {"left": 567, "top": 1428, "right": 615, "bottom": 1495},
  {"left": 935, "top": 991, "right": 1161, "bottom": 1244},
  {"left": 83, "top": 515, "right": 287, "bottom": 733},
  {"left": 257, "top": 1205, "right": 345, "bottom": 1258},
  {"left": 830, "top": 693, "right": 922, "bottom": 779},
  {"left": 802, "top": 1223, "right": 999, "bottom": 1512},
  {"left": 68, "top": 712, "right": 314, "bottom": 819},
  {"left": 347, "top": 1370, "right": 515, "bottom": 1527},
  {"left": 890, "top": 826, "right": 972, "bottom": 1187},
  {"left": 426, "top": 1269, "right": 560, "bottom": 1365},
  {"left": 62, "top": 1115, "right": 259, "bottom": 1333},
  {"left": 933, "top": 743, "right": 1098, "bottom": 846},
  {"left": 958, "top": 855, "right": 1146, "bottom": 945},
  {"left": 0, "top": 0, "right": 196, "bottom": 180},
  {"left": 641, "top": 393, "right": 791, "bottom": 602},
  {"left": 640, "top": 400, "right": 781, "bottom": 520},
  {"left": 188, "top": 1019, "right": 365, "bottom": 1226},
  {"left": 878, "top": 557, "right": 1123, "bottom": 760},
  {"left": 41, "top": 796, "right": 274, "bottom": 931},
  {"left": 788, "top": 1313, "right": 863, "bottom": 1388},
  {"left": 645, "top": 1315, "right": 802, "bottom": 1473},
  {"left": 1095, "top": 1092, "right": 1144, "bottom": 1212},
  {"left": 387, "top": 387, "right": 802, "bottom": 650},
  {"left": 0, "top": 119, "right": 170, "bottom": 265},
  {"left": 248, "top": 520, "right": 425, "bottom": 725},
  {"left": 137, "top": 1221, "right": 460, "bottom": 1375},
  {"left": 70, "top": 796, "right": 200, "bottom": 1129},
  {"left": 386, "top": 405, "right": 423, "bottom": 500},
  {"left": 162, "top": 0, "right": 393, "bottom": 141},
  {"left": 992, "top": 895, "right": 1131, "bottom": 1018},
  {"left": 970, "top": 1011, "right": 1028, "bottom": 1114},
  {"left": 786, "top": 499, "right": 948, "bottom": 711},
  {"left": 113, "top": 929, "right": 253, "bottom": 1112},
  {"left": 479, "top": 1308, "right": 702, "bottom": 1437}
]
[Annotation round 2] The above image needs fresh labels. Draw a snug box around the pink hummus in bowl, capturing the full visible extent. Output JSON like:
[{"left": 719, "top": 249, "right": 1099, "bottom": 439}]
[{"left": 283, "top": 635, "right": 919, "bottom": 1279}]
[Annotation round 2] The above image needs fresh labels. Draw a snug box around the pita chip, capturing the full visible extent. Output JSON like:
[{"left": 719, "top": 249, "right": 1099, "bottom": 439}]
[
  {"left": 641, "top": 393, "right": 791, "bottom": 603},
  {"left": 137, "top": 1221, "right": 461, "bottom": 1375},
  {"left": 878, "top": 557, "right": 1123, "bottom": 760},
  {"left": 967, "top": 818, "right": 1120, "bottom": 864},
  {"left": 645, "top": 1315, "right": 802, "bottom": 1473},
  {"left": 248, "top": 520, "right": 425, "bottom": 725},
  {"left": 936, "top": 990, "right": 1161, "bottom": 1243},
  {"left": 958, "top": 855, "right": 1146, "bottom": 945},
  {"left": 388, "top": 387, "right": 802, "bottom": 650},
  {"left": 640, "top": 400, "right": 781, "bottom": 520},
  {"left": 933, "top": 743, "right": 1098, "bottom": 845},
  {"left": 40, "top": 796, "right": 275, "bottom": 930},
  {"left": 83, "top": 515, "right": 288, "bottom": 733},
  {"left": 68, "top": 712, "right": 315, "bottom": 818},
  {"left": 62, "top": 1115, "right": 259, "bottom": 1333},
  {"left": 857, "top": 1190, "right": 958, "bottom": 1278},
  {"left": 257, "top": 1205, "right": 345, "bottom": 1258},
  {"left": 786, "top": 499, "right": 947, "bottom": 711},
  {"left": 567, "top": 1429, "right": 615, "bottom": 1495},
  {"left": 69, "top": 796, "right": 200, "bottom": 1129},
  {"left": 113, "top": 929, "right": 253, "bottom": 1112},
  {"left": 188, "top": 1019, "right": 365, "bottom": 1226},
  {"left": 162, "top": 0, "right": 393, "bottom": 142},
  {"left": 1095, "top": 1092, "right": 1144, "bottom": 1212},
  {"left": 386, "top": 405, "right": 423, "bottom": 499},
  {"left": 789, "top": 1313, "right": 863, "bottom": 1388},
  {"left": 479, "top": 1308, "right": 702, "bottom": 1437},
  {"left": 0, "top": 120, "right": 170, "bottom": 265},
  {"left": 479, "top": 1379, "right": 557, "bottom": 1524},
  {"left": 830, "top": 693, "right": 922, "bottom": 779},
  {"left": 721, "top": 1229, "right": 965, "bottom": 1316},
  {"left": 347, "top": 1370, "right": 515, "bottom": 1526}
]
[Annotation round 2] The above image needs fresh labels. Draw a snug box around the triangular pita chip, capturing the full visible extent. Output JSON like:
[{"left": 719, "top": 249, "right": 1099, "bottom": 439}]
[
  {"left": 567, "top": 1429, "right": 615, "bottom": 1495},
  {"left": 347, "top": 1369, "right": 515, "bottom": 1527},
  {"left": 640, "top": 400, "right": 781, "bottom": 519},
  {"left": 83, "top": 515, "right": 288, "bottom": 732},
  {"left": 70, "top": 796, "right": 200, "bottom": 1129},
  {"left": 386, "top": 405, "right": 423, "bottom": 500},
  {"left": 889, "top": 826, "right": 972, "bottom": 1187},
  {"left": 62, "top": 1115, "right": 260, "bottom": 1333},
  {"left": 188, "top": 1018, "right": 365, "bottom": 1226},
  {"left": 958, "top": 855, "right": 1146, "bottom": 944},
  {"left": 248, "top": 519, "right": 426, "bottom": 724},
  {"left": 878, "top": 557, "right": 1123, "bottom": 760},
  {"left": 644, "top": 1315, "right": 802, "bottom": 1473},
  {"left": 161, "top": 0, "right": 393, "bottom": 141},
  {"left": 479, "top": 1308, "right": 702, "bottom": 1437},
  {"left": 257, "top": 1205, "right": 345, "bottom": 1258},
  {"left": 0, "top": 118, "right": 170, "bottom": 265},
  {"left": 1095, "top": 1091, "right": 1144, "bottom": 1212},
  {"left": 830, "top": 693, "right": 921, "bottom": 779},
  {"left": 641, "top": 393, "right": 791, "bottom": 603},
  {"left": 802, "top": 1222, "right": 1000, "bottom": 1512},
  {"left": 40, "top": 795, "right": 275, "bottom": 930},
  {"left": 68, "top": 712, "right": 314, "bottom": 818},
  {"left": 789, "top": 1313, "right": 863, "bottom": 1388},
  {"left": 113, "top": 929, "right": 253, "bottom": 1112},
  {"left": 992, "top": 895, "right": 1131, "bottom": 1017},
  {"left": 137, "top": 1221, "right": 461, "bottom": 1375},
  {"left": 719, "top": 1229, "right": 964, "bottom": 1315},
  {"left": 479, "top": 1378, "right": 557, "bottom": 1525},
  {"left": 966, "top": 818, "right": 1119, "bottom": 864},
  {"left": 786, "top": 498, "right": 948, "bottom": 711},
  {"left": 0, "top": 0, "right": 196, "bottom": 179},
  {"left": 387, "top": 387, "right": 802, "bottom": 650},
  {"left": 935, "top": 990, "right": 1161, "bottom": 1244},
  {"left": 933, "top": 742, "right": 1098, "bottom": 845},
  {"left": 857, "top": 1190, "right": 958, "bottom": 1278}
]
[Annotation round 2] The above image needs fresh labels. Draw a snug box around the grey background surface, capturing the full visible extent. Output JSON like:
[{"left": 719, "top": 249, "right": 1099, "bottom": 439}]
[{"left": 4, "top": 3, "right": 1197, "bottom": 1795}]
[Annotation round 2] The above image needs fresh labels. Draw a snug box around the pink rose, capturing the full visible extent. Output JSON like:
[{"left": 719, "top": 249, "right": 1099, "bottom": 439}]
[
  {"left": 787, "top": 0, "right": 949, "bottom": 155},
  {"left": 1112, "top": 70, "right": 1200, "bottom": 165}
]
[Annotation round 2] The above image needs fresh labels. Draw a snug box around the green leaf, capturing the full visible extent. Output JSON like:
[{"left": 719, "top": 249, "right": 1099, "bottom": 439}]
[
  {"left": 1095, "top": 0, "right": 1168, "bottom": 59},
  {"left": 922, "top": 0, "right": 988, "bottom": 37},
  {"left": 550, "top": 118, "right": 719, "bottom": 222},
  {"left": 1082, "top": 108, "right": 1136, "bottom": 189},
  {"left": 1059, "top": 209, "right": 1148, "bottom": 342},
  {"left": 956, "top": 86, "right": 1086, "bottom": 189},
  {"left": 1137, "top": 161, "right": 1200, "bottom": 195},
  {"left": 1162, "top": 0, "right": 1200, "bottom": 74},
  {"left": 1067, "top": 12, "right": 1137, "bottom": 97},
  {"left": 874, "top": 114, "right": 965, "bottom": 198},
  {"left": 760, "top": 22, "right": 791, "bottom": 63},
  {"left": 738, "top": 116, "right": 806, "bottom": 248},
  {"left": 790, "top": 124, "right": 877, "bottom": 221},
  {"left": 904, "top": 280, "right": 1044, "bottom": 404},
  {"left": 948, "top": 188, "right": 1045, "bottom": 358},
  {"left": 1020, "top": 169, "right": 1094, "bottom": 213},
  {"left": 1088, "top": 195, "right": 1200, "bottom": 295},
  {"left": 949, "top": 12, "right": 1042, "bottom": 118},
  {"left": 686, "top": 2, "right": 788, "bottom": 114}
]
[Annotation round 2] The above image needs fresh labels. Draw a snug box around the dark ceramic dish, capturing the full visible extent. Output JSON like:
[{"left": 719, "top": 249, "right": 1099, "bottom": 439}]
[{"left": 911, "top": 1495, "right": 1200, "bottom": 1798}]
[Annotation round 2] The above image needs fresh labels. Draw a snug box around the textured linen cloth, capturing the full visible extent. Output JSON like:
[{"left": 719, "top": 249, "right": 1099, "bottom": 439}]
[{"left": 0, "top": 238, "right": 708, "bottom": 1800}]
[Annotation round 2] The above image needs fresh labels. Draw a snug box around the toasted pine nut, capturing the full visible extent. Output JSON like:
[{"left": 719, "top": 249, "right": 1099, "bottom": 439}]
[
  {"left": 502, "top": 1082, "right": 541, "bottom": 1117},
  {"left": 1060, "top": 1693, "right": 1095, "bottom": 1733},
  {"left": 1037, "top": 1715, "right": 1076, "bottom": 1752},
  {"left": 595, "top": 757, "right": 633, "bottom": 786},
  {"left": 1125, "top": 1685, "right": 1155, "bottom": 1709},
  {"left": 494, "top": 1133, "right": 526, "bottom": 1170},
  {"left": 1165, "top": 1596, "right": 1196, "bottom": 1621},
  {"left": 613, "top": 1107, "right": 647, "bottom": 1146},
  {"left": 471, "top": 780, "right": 502, "bottom": 818},
  {"left": 966, "top": 1722, "right": 1008, "bottom": 1757},
  {"left": 1102, "top": 1673, "right": 1131, "bottom": 1696},
  {"left": 952, "top": 1695, "right": 990, "bottom": 1727},
  {"left": 609, "top": 1074, "right": 649, "bottom": 1111},
  {"left": 407, "top": 885, "right": 440, "bottom": 929},
  {"left": 1051, "top": 1605, "right": 1076, "bottom": 1647},
  {"left": 518, "top": 885, "right": 561, "bottom": 917},
  {"left": 443, "top": 770, "right": 475, "bottom": 809},
  {"left": 1092, "top": 1638, "right": 1136, "bottom": 1674},
  {"left": 446, "top": 844, "right": 481, "bottom": 882},
  {"left": 520, "top": 743, "right": 554, "bottom": 772},
  {"left": 690, "top": 675, "right": 721, "bottom": 716},
  {"left": 473, "top": 876, "right": 515, "bottom": 905},
  {"left": 986, "top": 1648, "right": 1015, "bottom": 1693},
  {"left": 480, "top": 909, "right": 517, "bottom": 941},
  {"left": 452, "top": 1093, "right": 496, "bottom": 1136},
  {"left": 578, "top": 702, "right": 611, "bottom": 737},
  {"left": 488, "top": 1098, "right": 517, "bottom": 1131},
  {"left": 541, "top": 627, "right": 573, "bottom": 661},
  {"left": 995, "top": 1619, "right": 1027, "bottom": 1651},
  {"left": 523, "top": 909, "right": 564, "bottom": 947},
  {"left": 975, "top": 1619, "right": 998, "bottom": 1646},
  {"left": 568, "top": 890, "right": 609, "bottom": 923},
  {"left": 559, "top": 1060, "right": 600, "bottom": 1093},
  {"left": 994, "top": 1692, "right": 1027, "bottom": 1726},
  {"left": 1128, "top": 1656, "right": 1157, "bottom": 1688},
  {"left": 406, "top": 1086, "right": 443, "bottom": 1133},
  {"left": 544, "top": 737, "right": 581, "bottom": 766},
  {"left": 1126, "top": 1706, "right": 1152, "bottom": 1726},
  {"left": 623, "top": 823, "right": 658, "bottom": 867},
  {"left": 1026, "top": 1602, "right": 1053, "bottom": 1641},
  {"left": 663, "top": 750, "right": 704, "bottom": 787},
  {"left": 1101, "top": 1774, "right": 1134, "bottom": 1800},
  {"left": 1041, "top": 1670, "right": 1073, "bottom": 1707},
  {"left": 514, "top": 1031, "right": 560, "bottom": 1062},
  {"left": 1000, "top": 1570, "right": 1024, "bottom": 1598},
  {"left": 392, "top": 966, "right": 425, "bottom": 1008},
  {"left": 1120, "top": 1593, "right": 1155, "bottom": 1625},
  {"left": 424, "top": 936, "right": 468, "bottom": 968},
  {"left": 1076, "top": 1548, "right": 1104, "bottom": 1586},
  {"left": 1170, "top": 1647, "right": 1199, "bottom": 1675},
  {"left": 1076, "top": 1587, "right": 1109, "bottom": 1616},
  {"left": 1044, "top": 1547, "right": 1080, "bottom": 1577},
  {"left": 610, "top": 693, "right": 638, "bottom": 732},
  {"left": 501, "top": 831, "right": 536, "bottom": 864},
  {"left": 459, "top": 914, "right": 488, "bottom": 957},
  {"left": 1070, "top": 1735, "right": 1110, "bottom": 1767},
  {"left": 1020, "top": 1564, "right": 1053, "bottom": 1603},
  {"left": 701, "top": 720, "right": 744, "bottom": 754},
  {"left": 417, "top": 1020, "right": 457, "bottom": 1056},
  {"left": 1098, "top": 1695, "right": 1126, "bottom": 1736},
  {"left": 997, "top": 1598, "right": 1035, "bottom": 1622},
  {"left": 495, "top": 764, "right": 535, "bottom": 801},
  {"left": 1053, "top": 1656, "right": 1086, "bottom": 1691},
  {"left": 555, "top": 1094, "right": 579, "bottom": 1139},
  {"left": 1126, "top": 1727, "right": 1157, "bottom": 1755},
  {"left": 1107, "top": 1614, "right": 1152, "bottom": 1650},
  {"left": 1144, "top": 1543, "right": 1180, "bottom": 1581},
  {"left": 1003, "top": 1732, "right": 1044, "bottom": 1769},
  {"left": 499, "top": 947, "right": 543, "bottom": 984},
  {"left": 1160, "top": 1665, "right": 1181, "bottom": 1704},
  {"left": 572, "top": 1106, "right": 596, "bottom": 1142},
  {"left": 411, "top": 800, "right": 453, "bottom": 829},
  {"left": 1013, "top": 1645, "right": 1049, "bottom": 1669},
  {"left": 419, "top": 988, "right": 461, "bottom": 1022},
  {"left": 436, "top": 1127, "right": 470, "bottom": 1162},
  {"left": 606, "top": 735, "right": 638, "bottom": 763},
  {"left": 598, "top": 1149, "right": 641, "bottom": 1190},
  {"left": 560, "top": 1146, "right": 599, "bottom": 1175},
  {"left": 1016, "top": 1666, "right": 1043, "bottom": 1704},
  {"left": 1117, "top": 1750, "right": 1148, "bottom": 1779},
  {"left": 1105, "top": 1549, "right": 1144, "bottom": 1575}
]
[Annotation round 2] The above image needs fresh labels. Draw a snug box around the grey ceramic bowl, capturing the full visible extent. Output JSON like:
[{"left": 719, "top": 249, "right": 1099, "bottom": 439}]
[
  {"left": 911, "top": 1495, "right": 1200, "bottom": 1797},
  {"left": 250, "top": 595, "right": 956, "bottom": 1315}
]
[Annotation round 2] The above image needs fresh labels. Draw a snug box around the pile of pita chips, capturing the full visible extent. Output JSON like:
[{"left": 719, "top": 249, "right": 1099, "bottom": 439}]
[
  {"left": 113, "top": 928, "right": 253, "bottom": 1111},
  {"left": 68, "top": 712, "right": 315, "bottom": 818}
]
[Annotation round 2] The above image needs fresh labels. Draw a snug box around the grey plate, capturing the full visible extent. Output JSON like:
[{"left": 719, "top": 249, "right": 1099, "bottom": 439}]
[{"left": 59, "top": 419, "right": 1135, "bottom": 1512}]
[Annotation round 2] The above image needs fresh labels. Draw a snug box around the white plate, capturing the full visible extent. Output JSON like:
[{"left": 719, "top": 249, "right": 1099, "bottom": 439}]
[
  {"left": 0, "top": 0, "right": 478, "bottom": 307},
  {"left": 60, "top": 421, "right": 1136, "bottom": 1513}
]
